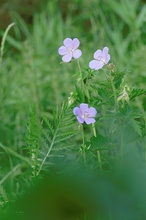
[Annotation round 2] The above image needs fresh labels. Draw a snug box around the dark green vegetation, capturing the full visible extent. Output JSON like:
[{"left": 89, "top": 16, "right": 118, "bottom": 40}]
[{"left": 0, "top": 0, "right": 146, "bottom": 219}]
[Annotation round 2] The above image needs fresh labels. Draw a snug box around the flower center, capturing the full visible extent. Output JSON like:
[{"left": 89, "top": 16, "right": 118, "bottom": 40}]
[
  {"left": 68, "top": 47, "right": 74, "bottom": 54},
  {"left": 97, "top": 56, "right": 105, "bottom": 64},
  {"left": 82, "top": 111, "right": 89, "bottom": 119}
]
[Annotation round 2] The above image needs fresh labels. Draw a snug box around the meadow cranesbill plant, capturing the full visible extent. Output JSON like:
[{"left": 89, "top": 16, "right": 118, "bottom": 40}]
[
  {"left": 73, "top": 103, "right": 97, "bottom": 124},
  {"left": 58, "top": 38, "right": 82, "bottom": 62},
  {"left": 89, "top": 46, "right": 110, "bottom": 70},
  {"left": 1, "top": 6, "right": 146, "bottom": 220}
]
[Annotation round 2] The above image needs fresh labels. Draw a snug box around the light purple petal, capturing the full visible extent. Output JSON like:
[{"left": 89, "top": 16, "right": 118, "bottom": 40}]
[
  {"left": 105, "top": 54, "right": 110, "bottom": 64},
  {"left": 88, "top": 107, "right": 97, "bottom": 117},
  {"left": 103, "top": 47, "right": 109, "bottom": 56},
  {"left": 73, "top": 107, "right": 80, "bottom": 115},
  {"left": 94, "top": 50, "right": 102, "bottom": 59},
  {"left": 58, "top": 46, "right": 68, "bottom": 55},
  {"left": 62, "top": 53, "right": 72, "bottom": 63},
  {"left": 80, "top": 103, "right": 88, "bottom": 113},
  {"left": 77, "top": 116, "right": 84, "bottom": 124},
  {"left": 73, "top": 49, "right": 82, "bottom": 59},
  {"left": 63, "top": 38, "right": 72, "bottom": 47},
  {"left": 85, "top": 118, "right": 96, "bottom": 124},
  {"left": 103, "top": 47, "right": 110, "bottom": 64},
  {"left": 89, "top": 60, "right": 104, "bottom": 70},
  {"left": 72, "top": 38, "right": 80, "bottom": 49}
]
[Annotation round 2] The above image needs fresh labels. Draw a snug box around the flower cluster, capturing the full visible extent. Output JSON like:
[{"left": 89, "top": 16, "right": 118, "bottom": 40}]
[
  {"left": 58, "top": 38, "right": 110, "bottom": 125},
  {"left": 58, "top": 38, "right": 110, "bottom": 70}
]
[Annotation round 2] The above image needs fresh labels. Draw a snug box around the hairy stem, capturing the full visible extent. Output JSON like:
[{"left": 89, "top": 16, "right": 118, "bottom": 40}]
[
  {"left": 92, "top": 124, "right": 102, "bottom": 170},
  {"left": 77, "top": 60, "right": 84, "bottom": 94},
  {"left": 110, "top": 75, "right": 118, "bottom": 110},
  {"left": 81, "top": 125, "right": 86, "bottom": 166}
]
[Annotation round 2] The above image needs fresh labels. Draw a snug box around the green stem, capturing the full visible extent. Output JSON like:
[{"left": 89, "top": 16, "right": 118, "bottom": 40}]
[
  {"left": 109, "top": 74, "right": 119, "bottom": 169},
  {"left": 77, "top": 60, "right": 91, "bottom": 103},
  {"left": 30, "top": 64, "right": 40, "bottom": 123},
  {"left": 97, "top": 150, "right": 102, "bottom": 170},
  {"left": 92, "top": 124, "right": 102, "bottom": 170},
  {"left": 77, "top": 60, "right": 84, "bottom": 93},
  {"left": 81, "top": 125, "right": 86, "bottom": 166},
  {"left": 120, "top": 125, "right": 124, "bottom": 169},
  {"left": 110, "top": 75, "right": 118, "bottom": 110},
  {"left": 92, "top": 124, "right": 97, "bottom": 137}
]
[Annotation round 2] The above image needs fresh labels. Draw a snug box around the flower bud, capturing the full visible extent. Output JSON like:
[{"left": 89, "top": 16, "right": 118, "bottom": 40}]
[
  {"left": 68, "top": 92, "right": 75, "bottom": 106},
  {"left": 108, "top": 63, "right": 115, "bottom": 73},
  {"left": 117, "top": 87, "right": 129, "bottom": 103}
]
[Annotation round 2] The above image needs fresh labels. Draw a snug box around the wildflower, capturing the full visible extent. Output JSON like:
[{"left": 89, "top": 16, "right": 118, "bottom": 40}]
[
  {"left": 58, "top": 38, "right": 82, "bottom": 63},
  {"left": 73, "top": 103, "right": 97, "bottom": 124},
  {"left": 89, "top": 47, "right": 110, "bottom": 70}
]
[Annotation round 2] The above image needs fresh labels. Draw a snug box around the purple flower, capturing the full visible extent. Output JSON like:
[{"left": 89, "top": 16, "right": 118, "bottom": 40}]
[
  {"left": 73, "top": 103, "right": 97, "bottom": 124},
  {"left": 89, "top": 47, "right": 110, "bottom": 70},
  {"left": 58, "top": 38, "right": 82, "bottom": 63}
]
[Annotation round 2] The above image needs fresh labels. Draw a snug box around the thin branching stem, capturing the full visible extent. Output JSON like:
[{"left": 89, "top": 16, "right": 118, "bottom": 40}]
[
  {"left": 81, "top": 125, "right": 86, "bottom": 166},
  {"left": 92, "top": 124, "right": 102, "bottom": 170},
  {"left": 109, "top": 74, "right": 118, "bottom": 110},
  {"left": 77, "top": 60, "right": 84, "bottom": 94},
  {"left": 120, "top": 124, "right": 124, "bottom": 169}
]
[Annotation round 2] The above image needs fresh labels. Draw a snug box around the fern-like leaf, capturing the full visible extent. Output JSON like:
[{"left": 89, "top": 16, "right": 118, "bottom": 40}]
[
  {"left": 0, "top": 185, "right": 8, "bottom": 207},
  {"left": 36, "top": 102, "right": 76, "bottom": 175},
  {"left": 113, "top": 71, "right": 125, "bottom": 89},
  {"left": 129, "top": 88, "right": 146, "bottom": 100},
  {"left": 26, "top": 106, "right": 41, "bottom": 176}
]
